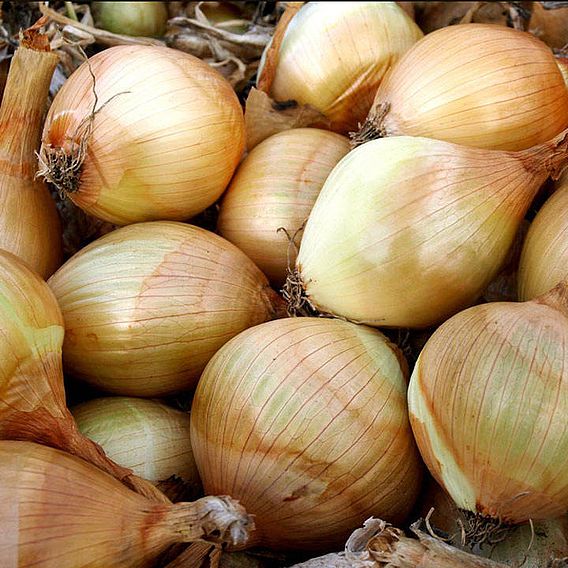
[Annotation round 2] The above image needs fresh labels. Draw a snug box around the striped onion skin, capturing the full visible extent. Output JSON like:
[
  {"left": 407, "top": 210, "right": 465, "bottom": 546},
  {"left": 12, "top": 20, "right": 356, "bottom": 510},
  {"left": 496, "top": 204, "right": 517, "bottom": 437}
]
[
  {"left": 48, "top": 222, "right": 283, "bottom": 397},
  {"left": 39, "top": 45, "right": 245, "bottom": 225},
  {"left": 408, "top": 283, "right": 568, "bottom": 524},
  {"left": 518, "top": 176, "right": 568, "bottom": 301},
  {"left": 190, "top": 317, "right": 423, "bottom": 551},
  {"left": 217, "top": 128, "right": 350, "bottom": 286},
  {"left": 365, "top": 24, "right": 568, "bottom": 151}
]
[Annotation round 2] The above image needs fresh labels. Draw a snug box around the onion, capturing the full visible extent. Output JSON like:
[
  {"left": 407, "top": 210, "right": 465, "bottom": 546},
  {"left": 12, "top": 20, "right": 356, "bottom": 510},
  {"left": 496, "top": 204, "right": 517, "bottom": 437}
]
[
  {"left": 285, "top": 130, "right": 568, "bottom": 328},
  {"left": 38, "top": 45, "right": 245, "bottom": 225},
  {"left": 92, "top": 2, "right": 169, "bottom": 37},
  {"left": 190, "top": 317, "right": 423, "bottom": 551},
  {"left": 217, "top": 128, "right": 350, "bottom": 286},
  {"left": 257, "top": 2, "right": 423, "bottom": 134},
  {"left": 0, "top": 440, "right": 252, "bottom": 567},
  {"left": 518, "top": 173, "right": 568, "bottom": 300},
  {"left": 408, "top": 281, "right": 568, "bottom": 538},
  {"left": 48, "top": 221, "right": 284, "bottom": 397},
  {"left": 72, "top": 397, "right": 200, "bottom": 487},
  {"left": 556, "top": 55, "right": 568, "bottom": 87},
  {"left": 356, "top": 24, "right": 568, "bottom": 151},
  {"left": 529, "top": 2, "right": 568, "bottom": 49}
]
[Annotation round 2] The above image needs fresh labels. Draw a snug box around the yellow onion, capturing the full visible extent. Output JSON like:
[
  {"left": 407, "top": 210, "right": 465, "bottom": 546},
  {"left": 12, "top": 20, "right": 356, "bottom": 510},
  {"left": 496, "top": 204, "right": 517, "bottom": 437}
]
[
  {"left": 190, "top": 317, "right": 423, "bottom": 551},
  {"left": 92, "top": 2, "right": 168, "bottom": 37},
  {"left": 72, "top": 397, "right": 200, "bottom": 487},
  {"left": 529, "top": 2, "right": 568, "bottom": 49},
  {"left": 0, "top": 440, "right": 252, "bottom": 568},
  {"left": 257, "top": 2, "right": 423, "bottom": 134},
  {"left": 357, "top": 24, "right": 568, "bottom": 151},
  {"left": 408, "top": 281, "right": 568, "bottom": 531},
  {"left": 217, "top": 128, "right": 350, "bottom": 285},
  {"left": 48, "top": 221, "right": 284, "bottom": 397},
  {"left": 286, "top": 130, "right": 568, "bottom": 328},
  {"left": 38, "top": 45, "right": 245, "bottom": 225},
  {"left": 518, "top": 174, "right": 568, "bottom": 301},
  {"left": 0, "top": 26, "right": 62, "bottom": 278}
]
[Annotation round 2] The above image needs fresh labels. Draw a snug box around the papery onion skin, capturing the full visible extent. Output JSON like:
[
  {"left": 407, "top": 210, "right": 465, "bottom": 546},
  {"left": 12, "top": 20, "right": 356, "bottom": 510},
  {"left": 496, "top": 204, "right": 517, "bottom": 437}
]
[
  {"left": 259, "top": 2, "right": 423, "bottom": 134},
  {"left": 407, "top": 283, "right": 568, "bottom": 524},
  {"left": 217, "top": 128, "right": 350, "bottom": 285},
  {"left": 72, "top": 397, "right": 200, "bottom": 486},
  {"left": 48, "top": 221, "right": 284, "bottom": 397},
  {"left": 191, "top": 317, "right": 423, "bottom": 551},
  {"left": 39, "top": 45, "right": 245, "bottom": 225},
  {"left": 365, "top": 24, "right": 568, "bottom": 151}
]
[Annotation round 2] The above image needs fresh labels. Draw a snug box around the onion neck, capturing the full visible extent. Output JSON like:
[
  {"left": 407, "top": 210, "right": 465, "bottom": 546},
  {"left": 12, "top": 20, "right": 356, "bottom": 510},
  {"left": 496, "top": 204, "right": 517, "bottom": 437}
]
[
  {"left": 532, "top": 279, "right": 568, "bottom": 318},
  {"left": 517, "top": 127, "right": 568, "bottom": 180}
]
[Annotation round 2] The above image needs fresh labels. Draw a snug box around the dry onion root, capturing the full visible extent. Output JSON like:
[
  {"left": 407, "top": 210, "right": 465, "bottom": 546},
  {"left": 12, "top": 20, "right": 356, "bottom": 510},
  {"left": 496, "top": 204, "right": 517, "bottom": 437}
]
[{"left": 0, "top": 440, "right": 252, "bottom": 568}]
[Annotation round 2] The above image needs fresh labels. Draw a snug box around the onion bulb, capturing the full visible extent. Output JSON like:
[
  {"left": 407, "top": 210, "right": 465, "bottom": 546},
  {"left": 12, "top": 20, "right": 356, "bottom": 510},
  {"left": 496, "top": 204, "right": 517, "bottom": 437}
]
[
  {"left": 217, "top": 128, "right": 350, "bottom": 286},
  {"left": 38, "top": 45, "right": 245, "bottom": 225},
  {"left": 92, "top": 2, "right": 168, "bottom": 37},
  {"left": 0, "top": 26, "right": 62, "bottom": 278},
  {"left": 556, "top": 55, "right": 568, "bottom": 87},
  {"left": 72, "top": 397, "right": 200, "bottom": 486},
  {"left": 190, "top": 317, "right": 423, "bottom": 551},
  {"left": 408, "top": 281, "right": 568, "bottom": 533},
  {"left": 518, "top": 174, "right": 568, "bottom": 301},
  {"left": 48, "top": 221, "right": 284, "bottom": 397},
  {"left": 286, "top": 130, "right": 568, "bottom": 328},
  {"left": 356, "top": 24, "right": 568, "bottom": 151},
  {"left": 0, "top": 440, "right": 252, "bottom": 568},
  {"left": 257, "top": 2, "right": 423, "bottom": 134}
]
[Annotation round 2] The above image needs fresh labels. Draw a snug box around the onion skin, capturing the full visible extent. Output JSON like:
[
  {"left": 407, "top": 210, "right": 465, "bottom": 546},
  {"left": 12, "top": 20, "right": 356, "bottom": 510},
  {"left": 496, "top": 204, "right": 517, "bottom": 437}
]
[
  {"left": 39, "top": 45, "right": 245, "bottom": 225},
  {"left": 48, "top": 221, "right": 284, "bottom": 397},
  {"left": 259, "top": 2, "right": 423, "bottom": 134},
  {"left": 217, "top": 128, "right": 350, "bottom": 285},
  {"left": 191, "top": 317, "right": 423, "bottom": 551},
  {"left": 408, "top": 282, "right": 568, "bottom": 524},
  {"left": 365, "top": 24, "right": 568, "bottom": 151}
]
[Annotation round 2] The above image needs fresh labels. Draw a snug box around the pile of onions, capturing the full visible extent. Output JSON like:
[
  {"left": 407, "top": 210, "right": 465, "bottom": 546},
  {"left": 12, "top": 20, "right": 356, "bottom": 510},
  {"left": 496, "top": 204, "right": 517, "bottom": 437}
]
[
  {"left": 518, "top": 173, "right": 568, "bottom": 301},
  {"left": 0, "top": 440, "right": 252, "bottom": 568},
  {"left": 190, "top": 317, "right": 423, "bottom": 551},
  {"left": 357, "top": 24, "right": 568, "bottom": 151},
  {"left": 38, "top": 44, "right": 245, "bottom": 225},
  {"left": 48, "top": 221, "right": 284, "bottom": 397},
  {"left": 258, "top": 2, "right": 423, "bottom": 134},
  {"left": 408, "top": 281, "right": 568, "bottom": 533},
  {"left": 286, "top": 129, "right": 568, "bottom": 328},
  {"left": 72, "top": 397, "right": 200, "bottom": 487},
  {"left": 217, "top": 128, "right": 350, "bottom": 285}
]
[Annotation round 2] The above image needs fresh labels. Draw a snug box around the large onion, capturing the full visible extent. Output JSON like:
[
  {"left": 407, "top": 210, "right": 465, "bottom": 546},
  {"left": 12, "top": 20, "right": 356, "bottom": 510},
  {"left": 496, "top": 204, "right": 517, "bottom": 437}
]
[
  {"left": 48, "top": 221, "right": 284, "bottom": 397},
  {"left": 191, "top": 317, "right": 423, "bottom": 551}
]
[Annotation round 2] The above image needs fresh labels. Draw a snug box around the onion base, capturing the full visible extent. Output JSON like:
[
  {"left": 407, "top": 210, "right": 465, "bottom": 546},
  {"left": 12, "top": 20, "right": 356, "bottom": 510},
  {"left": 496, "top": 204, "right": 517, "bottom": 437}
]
[
  {"left": 459, "top": 510, "right": 512, "bottom": 549},
  {"left": 282, "top": 267, "right": 321, "bottom": 317},
  {"left": 349, "top": 102, "right": 390, "bottom": 148},
  {"left": 37, "top": 141, "right": 85, "bottom": 196}
]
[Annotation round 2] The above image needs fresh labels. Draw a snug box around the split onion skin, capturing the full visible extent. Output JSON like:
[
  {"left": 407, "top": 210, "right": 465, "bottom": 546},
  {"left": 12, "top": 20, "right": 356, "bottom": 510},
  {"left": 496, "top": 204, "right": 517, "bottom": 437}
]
[
  {"left": 48, "top": 221, "right": 284, "bottom": 397},
  {"left": 217, "top": 128, "right": 351, "bottom": 286},
  {"left": 191, "top": 317, "right": 423, "bottom": 551},
  {"left": 39, "top": 45, "right": 245, "bottom": 225},
  {"left": 366, "top": 24, "right": 568, "bottom": 151}
]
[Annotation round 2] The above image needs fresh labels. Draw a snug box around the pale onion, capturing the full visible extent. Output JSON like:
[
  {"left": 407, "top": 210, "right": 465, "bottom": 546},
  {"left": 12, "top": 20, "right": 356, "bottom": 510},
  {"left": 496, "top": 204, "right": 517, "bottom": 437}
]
[
  {"left": 287, "top": 131, "right": 568, "bottom": 328},
  {"left": 48, "top": 221, "right": 284, "bottom": 397},
  {"left": 0, "top": 441, "right": 252, "bottom": 568},
  {"left": 0, "top": 248, "right": 169, "bottom": 503},
  {"left": 357, "top": 24, "right": 568, "bottom": 151},
  {"left": 217, "top": 128, "right": 350, "bottom": 285},
  {"left": 0, "top": 27, "right": 62, "bottom": 278},
  {"left": 190, "top": 317, "right": 423, "bottom": 551},
  {"left": 92, "top": 2, "right": 168, "bottom": 37},
  {"left": 72, "top": 397, "right": 200, "bottom": 486},
  {"left": 408, "top": 281, "right": 568, "bottom": 530},
  {"left": 518, "top": 174, "right": 568, "bottom": 301},
  {"left": 38, "top": 45, "right": 245, "bottom": 225},
  {"left": 257, "top": 2, "right": 423, "bottom": 134}
]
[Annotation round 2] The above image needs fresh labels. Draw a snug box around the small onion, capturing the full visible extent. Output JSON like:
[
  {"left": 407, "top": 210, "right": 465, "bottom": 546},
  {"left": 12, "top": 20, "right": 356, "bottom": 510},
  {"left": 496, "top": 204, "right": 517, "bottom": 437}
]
[
  {"left": 358, "top": 24, "right": 568, "bottom": 151},
  {"left": 0, "top": 440, "right": 252, "bottom": 567},
  {"left": 72, "top": 397, "right": 200, "bottom": 487},
  {"left": 287, "top": 130, "right": 568, "bottom": 328},
  {"left": 408, "top": 281, "right": 568, "bottom": 530},
  {"left": 92, "top": 2, "right": 169, "bottom": 37},
  {"left": 38, "top": 45, "right": 245, "bottom": 225},
  {"left": 48, "top": 221, "right": 284, "bottom": 397},
  {"left": 217, "top": 128, "right": 350, "bottom": 285},
  {"left": 191, "top": 317, "right": 423, "bottom": 551},
  {"left": 258, "top": 2, "right": 423, "bottom": 134}
]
